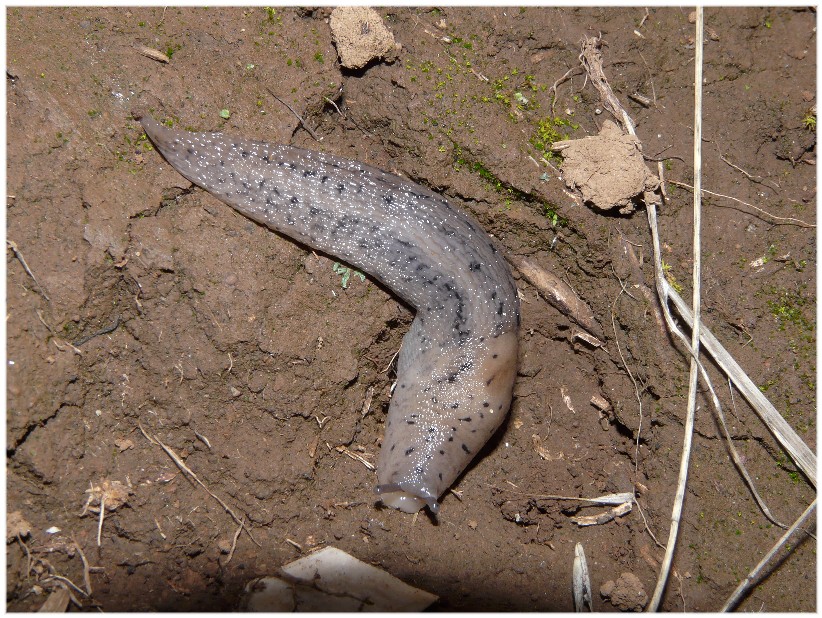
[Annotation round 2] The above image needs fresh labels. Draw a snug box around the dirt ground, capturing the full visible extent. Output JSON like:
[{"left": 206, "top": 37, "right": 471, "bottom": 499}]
[{"left": 6, "top": 6, "right": 816, "bottom": 612}]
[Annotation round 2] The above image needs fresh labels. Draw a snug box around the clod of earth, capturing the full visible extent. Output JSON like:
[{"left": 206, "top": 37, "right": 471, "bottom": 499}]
[
  {"left": 552, "top": 119, "right": 659, "bottom": 214},
  {"left": 600, "top": 571, "right": 649, "bottom": 612},
  {"left": 329, "top": 7, "right": 397, "bottom": 70}
]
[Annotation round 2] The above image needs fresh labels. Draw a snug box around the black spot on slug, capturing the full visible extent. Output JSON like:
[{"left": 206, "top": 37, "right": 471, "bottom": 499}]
[
  {"left": 405, "top": 447, "right": 415, "bottom": 456},
  {"left": 461, "top": 444, "right": 471, "bottom": 454}
]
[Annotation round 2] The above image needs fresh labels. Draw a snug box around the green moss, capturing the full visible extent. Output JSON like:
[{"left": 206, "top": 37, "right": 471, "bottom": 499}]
[
  {"left": 766, "top": 285, "right": 813, "bottom": 333},
  {"left": 530, "top": 116, "right": 578, "bottom": 162}
]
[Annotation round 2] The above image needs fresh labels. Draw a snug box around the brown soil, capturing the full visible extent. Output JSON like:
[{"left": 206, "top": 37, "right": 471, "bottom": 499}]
[{"left": 6, "top": 6, "right": 816, "bottom": 612}]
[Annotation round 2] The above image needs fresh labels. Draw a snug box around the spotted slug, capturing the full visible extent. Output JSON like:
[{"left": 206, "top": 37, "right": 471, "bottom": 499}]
[{"left": 134, "top": 111, "right": 520, "bottom": 515}]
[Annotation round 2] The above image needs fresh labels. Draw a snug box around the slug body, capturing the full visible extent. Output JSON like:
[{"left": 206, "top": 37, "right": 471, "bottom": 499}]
[{"left": 136, "top": 112, "right": 519, "bottom": 514}]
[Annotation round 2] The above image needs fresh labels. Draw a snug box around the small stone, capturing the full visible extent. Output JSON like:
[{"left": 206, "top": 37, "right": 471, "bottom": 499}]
[{"left": 230, "top": 386, "right": 242, "bottom": 397}]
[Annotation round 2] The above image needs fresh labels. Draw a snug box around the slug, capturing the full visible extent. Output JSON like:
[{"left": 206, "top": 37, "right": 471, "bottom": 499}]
[{"left": 134, "top": 111, "right": 520, "bottom": 515}]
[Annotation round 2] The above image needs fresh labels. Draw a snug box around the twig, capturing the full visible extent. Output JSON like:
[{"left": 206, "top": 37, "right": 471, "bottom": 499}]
[
  {"left": 487, "top": 484, "right": 632, "bottom": 506},
  {"left": 720, "top": 500, "right": 816, "bottom": 611},
  {"left": 138, "top": 424, "right": 260, "bottom": 546},
  {"left": 17, "top": 534, "right": 33, "bottom": 576},
  {"left": 42, "top": 574, "right": 88, "bottom": 598},
  {"left": 668, "top": 180, "right": 814, "bottom": 228},
  {"left": 72, "top": 540, "right": 93, "bottom": 597},
  {"left": 7, "top": 239, "right": 50, "bottom": 301},
  {"left": 223, "top": 518, "right": 244, "bottom": 565},
  {"left": 634, "top": 500, "right": 665, "bottom": 550},
  {"left": 579, "top": 35, "right": 636, "bottom": 135},
  {"left": 267, "top": 88, "right": 321, "bottom": 142},
  {"left": 548, "top": 66, "right": 582, "bottom": 116}
]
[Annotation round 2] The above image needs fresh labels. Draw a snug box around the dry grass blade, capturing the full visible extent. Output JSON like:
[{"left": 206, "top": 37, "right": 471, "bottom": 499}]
[
  {"left": 665, "top": 287, "right": 816, "bottom": 487},
  {"left": 573, "top": 543, "right": 593, "bottom": 611},
  {"left": 139, "top": 424, "right": 260, "bottom": 546},
  {"left": 720, "top": 499, "right": 816, "bottom": 611}
]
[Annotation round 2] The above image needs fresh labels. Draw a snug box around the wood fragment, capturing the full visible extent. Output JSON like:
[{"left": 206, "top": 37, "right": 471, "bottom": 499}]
[
  {"left": 360, "top": 386, "right": 374, "bottom": 418},
  {"left": 37, "top": 587, "right": 71, "bottom": 612},
  {"left": 508, "top": 255, "right": 603, "bottom": 338},
  {"left": 571, "top": 501, "right": 632, "bottom": 526},
  {"left": 135, "top": 44, "right": 170, "bottom": 63}
]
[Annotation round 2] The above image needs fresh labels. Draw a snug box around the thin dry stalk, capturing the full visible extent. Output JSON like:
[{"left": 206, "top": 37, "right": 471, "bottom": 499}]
[
  {"left": 548, "top": 65, "right": 582, "bottom": 116},
  {"left": 610, "top": 266, "right": 644, "bottom": 474},
  {"left": 649, "top": 11, "right": 704, "bottom": 608},
  {"left": 7, "top": 239, "right": 51, "bottom": 301},
  {"left": 668, "top": 180, "right": 814, "bottom": 228},
  {"left": 139, "top": 424, "right": 260, "bottom": 546},
  {"left": 223, "top": 518, "right": 244, "bottom": 565},
  {"left": 96, "top": 495, "right": 105, "bottom": 546},
  {"left": 720, "top": 500, "right": 816, "bottom": 611},
  {"left": 647, "top": 206, "right": 790, "bottom": 526},
  {"left": 267, "top": 88, "right": 321, "bottom": 142},
  {"left": 573, "top": 16, "right": 809, "bottom": 611}
]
